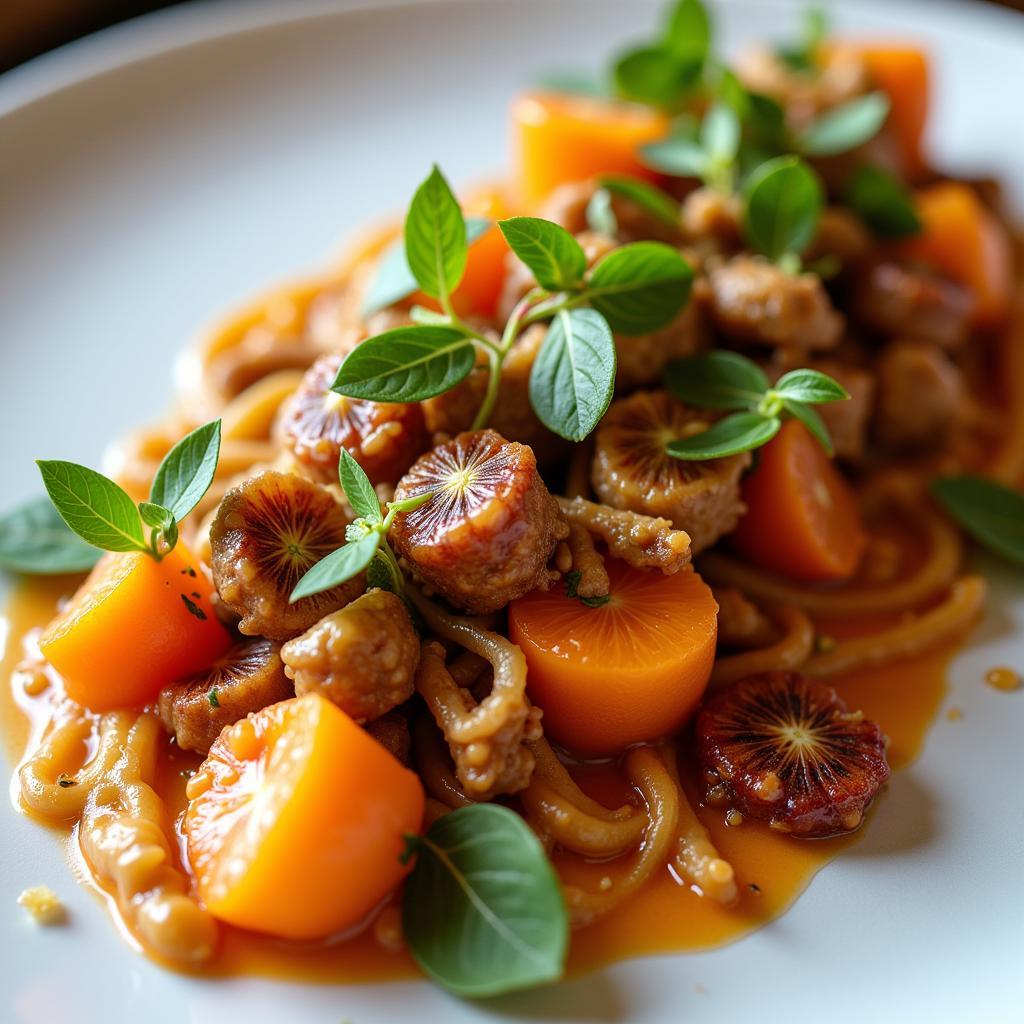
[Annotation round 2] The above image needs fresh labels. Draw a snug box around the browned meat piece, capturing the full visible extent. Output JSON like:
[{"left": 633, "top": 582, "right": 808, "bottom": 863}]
[
  {"left": 591, "top": 391, "right": 750, "bottom": 552},
  {"left": 850, "top": 261, "right": 973, "bottom": 350},
  {"left": 807, "top": 360, "right": 875, "bottom": 461},
  {"left": 277, "top": 353, "right": 428, "bottom": 486},
  {"left": 210, "top": 471, "right": 364, "bottom": 640},
  {"left": 707, "top": 255, "right": 844, "bottom": 351},
  {"left": 391, "top": 430, "right": 567, "bottom": 613},
  {"left": 565, "top": 521, "right": 610, "bottom": 598},
  {"left": 280, "top": 589, "right": 420, "bottom": 723},
  {"left": 539, "top": 180, "right": 682, "bottom": 243},
  {"left": 364, "top": 710, "right": 412, "bottom": 766},
  {"left": 713, "top": 588, "right": 777, "bottom": 650},
  {"left": 873, "top": 340, "right": 965, "bottom": 450},
  {"left": 415, "top": 640, "right": 541, "bottom": 798},
  {"left": 804, "top": 207, "right": 872, "bottom": 272},
  {"left": 157, "top": 639, "right": 292, "bottom": 753},
  {"left": 557, "top": 496, "right": 692, "bottom": 574},
  {"left": 681, "top": 187, "right": 742, "bottom": 252}
]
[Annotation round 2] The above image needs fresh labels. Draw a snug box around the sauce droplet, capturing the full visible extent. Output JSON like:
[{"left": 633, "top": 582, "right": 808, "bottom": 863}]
[{"left": 984, "top": 666, "right": 1020, "bottom": 692}]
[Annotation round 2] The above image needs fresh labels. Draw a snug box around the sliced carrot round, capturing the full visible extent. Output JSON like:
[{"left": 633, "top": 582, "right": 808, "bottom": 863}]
[
  {"left": 729, "top": 419, "right": 866, "bottom": 583},
  {"left": 39, "top": 543, "right": 232, "bottom": 711},
  {"left": 511, "top": 92, "right": 668, "bottom": 209},
  {"left": 508, "top": 560, "right": 718, "bottom": 755},
  {"left": 185, "top": 693, "right": 424, "bottom": 941}
]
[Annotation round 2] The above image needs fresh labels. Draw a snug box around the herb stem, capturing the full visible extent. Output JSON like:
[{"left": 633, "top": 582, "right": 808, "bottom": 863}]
[{"left": 471, "top": 346, "right": 505, "bottom": 431}]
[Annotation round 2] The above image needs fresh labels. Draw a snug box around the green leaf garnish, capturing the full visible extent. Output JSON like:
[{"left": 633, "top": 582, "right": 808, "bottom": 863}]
[
  {"left": 613, "top": 46, "right": 699, "bottom": 109},
  {"left": 289, "top": 528, "right": 381, "bottom": 602},
  {"left": 498, "top": 217, "right": 587, "bottom": 292},
  {"left": 641, "top": 102, "right": 740, "bottom": 191},
  {"left": 585, "top": 187, "right": 618, "bottom": 236},
  {"left": 663, "top": 0, "right": 711, "bottom": 65},
  {"left": 666, "top": 411, "right": 781, "bottom": 460},
  {"left": 404, "top": 165, "right": 467, "bottom": 305},
  {"left": 664, "top": 350, "right": 770, "bottom": 409},
  {"left": 148, "top": 420, "right": 222, "bottom": 524},
  {"left": 362, "top": 218, "right": 490, "bottom": 318},
  {"left": 0, "top": 497, "right": 101, "bottom": 575},
  {"left": 599, "top": 175, "right": 682, "bottom": 228},
  {"left": 332, "top": 325, "right": 476, "bottom": 403},
  {"left": 843, "top": 165, "right": 921, "bottom": 238},
  {"left": 338, "top": 450, "right": 382, "bottom": 523},
  {"left": 742, "top": 154, "right": 823, "bottom": 264},
  {"left": 401, "top": 803, "right": 568, "bottom": 998},
  {"left": 37, "top": 461, "right": 147, "bottom": 554},
  {"left": 773, "top": 368, "right": 850, "bottom": 405},
  {"left": 138, "top": 501, "right": 173, "bottom": 530},
  {"left": 931, "top": 476, "right": 1024, "bottom": 567},
  {"left": 797, "top": 92, "right": 890, "bottom": 157},
  {"left": 781, "top": 398, "right": 833, "bottom": 456},
  {"left": 529, "top": 308, "right": 617, "bottom": 442},
  {"left": 640, "top": 135, "right": 709, "bottom": 179},
  {"left": 585, "top": 241, "right": 693, "bottom": 334}
]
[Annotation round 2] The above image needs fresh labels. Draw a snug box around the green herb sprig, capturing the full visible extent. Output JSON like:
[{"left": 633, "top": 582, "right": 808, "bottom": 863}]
[
  {"left": 931, "top": 476, "right": 1024, "bottom": 568},
  {"left": 843, "top": 164, "right": 921, "bottom": 238},
  {"left": 663, "top": 350, "right": 848, "bottom": 459},
  {"left": 642, "top": 101, "right": 742, "bottom": 192},
  {"left": 289, "top": 451, "right": 430, "bottom": 602},
  {"left": 401, "top": 803, "right": 568, "bottom": 997},
  {"left": 339, "top": 165, "right": 693, "bottom": 443},
  {"left": 10, "top": 420, "right": 222, "bottom": 571}
]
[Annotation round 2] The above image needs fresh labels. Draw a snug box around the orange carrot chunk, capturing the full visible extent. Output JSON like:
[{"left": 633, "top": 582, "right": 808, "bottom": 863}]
[
  {"left": 903, "top": 182, "right": 1012, "bottom": 328},
  {"left": 729, "top": 420, "right": 866, "bottom": 583},
  {"left": 185, "top": 693, "right": 424, "bottom": 941},
  {"left": 508, "top": 560, "right": 718, "bottom": 756},
  {"left": 39, "top": 543, "right": 232, "bottom": 711},
  {"left": 511, "top": 92, "right": 668, "bottom": 209}
]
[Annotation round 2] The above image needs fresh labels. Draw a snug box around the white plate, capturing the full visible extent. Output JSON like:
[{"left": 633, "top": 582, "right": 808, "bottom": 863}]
[{"left": 1, "top": 1, "right": 1023, "bottom": 1021}]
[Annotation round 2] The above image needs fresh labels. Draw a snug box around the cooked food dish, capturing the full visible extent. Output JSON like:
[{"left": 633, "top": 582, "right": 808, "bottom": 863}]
[{"left": 3, "top": 0, "right": 1023, "bottom": 999}]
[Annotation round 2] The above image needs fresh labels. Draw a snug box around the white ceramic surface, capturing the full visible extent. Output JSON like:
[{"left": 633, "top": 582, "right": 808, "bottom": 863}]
[{"left": 1, "top": 1, "right": 1023, "bottom": 1021}]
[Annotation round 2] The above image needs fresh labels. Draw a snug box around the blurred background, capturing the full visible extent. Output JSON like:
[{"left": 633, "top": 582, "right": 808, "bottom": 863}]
[{"left": 3, "top": 0, "right": 1023, "bottom": 73}]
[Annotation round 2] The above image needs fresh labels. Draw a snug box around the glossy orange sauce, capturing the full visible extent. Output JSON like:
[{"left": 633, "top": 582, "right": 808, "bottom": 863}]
[{"left": 1, "top": 575, "right": 953, "bottom": 984}]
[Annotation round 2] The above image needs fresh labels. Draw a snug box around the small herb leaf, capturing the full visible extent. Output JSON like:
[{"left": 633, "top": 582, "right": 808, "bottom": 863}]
[
  {"left": 37, "top": 461, "right": 146, "bottom": 553},
  {"left": 333, "top": 326, "right": 476, "bottom": 403},
  {"left": 586, "top": 188, "right": 618, "bottom": 236},
  {"left": 338, "top": 450, "right": 382, "bottom": 523},
  {"left": 586, "top": 241, "right": 693, "bottom": 334},
  {"left": 782, "top": 399, "right": 833, "bottom": 455},
  {"left": 798, "top": 92, "right": 890, "bottom": 158},
  {"left": 498, "top": 217, "right": 587, "bottom": 292},
  {"left": 702, "top": 102, "right": 741, "bottom": 167},
  {"left": 530, "top": 308, "right": 616, "bottom": 442},
  {"left": 149, "top": 419, "right": 221, "bottom": 524},
  {"left": 666, "top": 411, "right": 780, "bottom": 461},
  {"left": 774, "top": 368, "right": 849, "bottom": 405},
  {"left": 663, "top": 0, "right": 711, "bottom": 65},
  {"left": 613, "top": 46, "right": 699, "bottom": 109},
  {"left": 405, "top": 165, "right": 467, "bottom": 302},
  {"left": 402, "top": 803, "right": 569, "bottom": 997},
  {"left": 931, "top": 476, "right": 1024, "bottom": 567},
  {"left": 138, "top": 501, "right": 174, "bottom": 530},
  {"left": 663, "top": 350, "right": 770, "bottom": 410},
  {"left": 742, "top": 155, "right": 823, "bottom": 261},
  {"left": 0, "top": 497, "right": 101, "bottom": 575},
  {"left": 289, "top": 529, "right": 380, "bottom": 603},
  {"left": 599, "top": 175, "right": 681, "bottom": 228},
  {"left": 843, "top": 165, "right": 921, "bottom": 238},
  {"left": 641, "top": 136, "right": 708, "bottom": 178}
]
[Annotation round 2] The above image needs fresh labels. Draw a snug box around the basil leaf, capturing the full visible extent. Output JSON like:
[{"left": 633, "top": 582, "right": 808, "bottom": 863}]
[
  {"left": 742, "top": 155, "right": 823, "bottom": 261},
  {"left": 774, "top": 368, "right": 850, "bottom": 404},
  {"left": 289, "top": 529, "right": 379, "bottom": 602},
  {"left": 641, "top": 136, "right": 708, "bottom": 178},
  {"left": 666, "top": 411, "right": 780, "bottom": 460},
  {"left": 138, "top": 501, "right": 174, "bottom": 530},
  {"left": 599, "top": 175, "right": 681, "bottom": 228},
  {"left": 844, "top": 165, "right": 921, "bottom": 238},
  {"left": 798, "top": 92, "right": 890, "bottom": 157},
  {"left": 404, "top": 165, "right": 467, "bottom": 302},
  {"left": 529, "top": 309, "right": 616, "bottom": 442},
  {"left": 37, "top": 461, "right": 146, "bottom": 553},
  {"left": 663, "top": 0, "right": 711, "bottom": 65},
  {"left": 931, "top": 476, "right": 1024, "bottom": 567},
  {"left": 338, "top": 450, "right": 381, "bottom": 523},
  {"left": 586, "top": 188, "right": 618, "bottom": 236},
  {"left": 702, "top": 102, "right": 741, "bottom": 166},
  {"left": 782, "top": 399, "right": 833, "bottom": 455},
  {"left": 333, "top": 326, "right": 476, "bottom": 403},
  {"left": 716, "top": 66, "right": 751, "bottom": 118},
  {"left": 0, "top": 497, "right": 101, "bottom": 575},
  {"left": 663, "top": 350, "right": 769, "bottom": 410},
  {"left": 498, "top": 217, "right": 587, "bottom": 292},
  {"left": 362, "top": 219, "right": 490, "bottom": 318},
  {"left": 402, "top": 803, "right": 568, "bottom": 998},
  {"left": 745, "top": 92, "right": 788, "bottom": 153},
  {"left": 586, "top": 242, "right": 693, "bottom": 334},
  {"left": 149, "top": 419, "right": 222, "bottom": 523},
  {"left": 613, "top": 46, "right": 698, "bottom": 109}
]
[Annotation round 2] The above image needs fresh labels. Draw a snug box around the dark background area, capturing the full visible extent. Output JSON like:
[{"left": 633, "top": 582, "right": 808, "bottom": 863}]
[{"left": 3, "top": 0, "right": 1023, "bottom": 74}]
